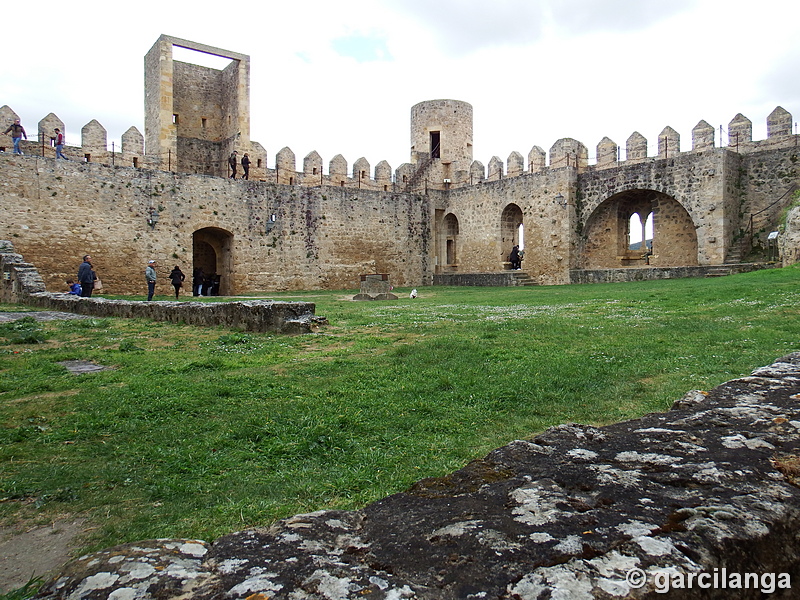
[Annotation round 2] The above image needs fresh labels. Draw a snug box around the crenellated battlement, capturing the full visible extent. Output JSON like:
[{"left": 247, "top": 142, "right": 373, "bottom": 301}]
[
  {"left": 3, "top": 99, "right": 796, "bottom": 197},
  {"left": 2, "top": 35, "right": 797, "bottom": 198}
]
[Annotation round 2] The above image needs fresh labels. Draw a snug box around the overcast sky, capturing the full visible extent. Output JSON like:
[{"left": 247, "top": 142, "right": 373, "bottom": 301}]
[{"left": 3, "top": 0, "right": 799, "bottom": 172}]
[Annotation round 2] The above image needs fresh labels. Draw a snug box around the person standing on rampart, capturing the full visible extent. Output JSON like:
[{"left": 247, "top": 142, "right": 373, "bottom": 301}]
[
  {"left": 53, "top": 128, "right": 68, "bottom": 159},
  {"left": 145, "top": 260, "right": 157, "bottom": 301},
  {"left": 241, "top": 153, "right": 251, "bottom": 180},
  {"left": 77, "top": 255, "right": 95, "bottom": 298},
  {"left": 228, "top": 151, "right": 238, "bottom": 179},
  {"left": 3, "top": 119, "right": 27, "bottom": 155}
]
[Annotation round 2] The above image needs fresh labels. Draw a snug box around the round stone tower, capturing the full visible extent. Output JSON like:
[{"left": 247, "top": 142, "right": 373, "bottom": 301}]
[{"left": 410, "top": 100, "right": 473, "bottom": 173}]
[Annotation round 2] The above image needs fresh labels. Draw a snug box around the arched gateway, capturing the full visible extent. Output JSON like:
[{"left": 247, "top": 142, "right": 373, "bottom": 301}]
[
  {"left": 580, "top": 189, "right": 698, "bottom": 268},
  {"left": 193, "top": 227, "right": 234, "bottom": 296}
]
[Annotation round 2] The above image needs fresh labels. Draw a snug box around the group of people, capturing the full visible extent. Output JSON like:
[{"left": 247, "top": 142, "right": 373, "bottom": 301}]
[
  {"left": 228, "top": 150, "right": 251, "bottom": 179},
  {"left": 68, "top": 255, "right": 194, "bottom": 301},
  {"left": 3, "top": 118, "right": 68, "bottom": 159},
  {"left": 147, "top": 261, "right": 188, "bottom": 300}
]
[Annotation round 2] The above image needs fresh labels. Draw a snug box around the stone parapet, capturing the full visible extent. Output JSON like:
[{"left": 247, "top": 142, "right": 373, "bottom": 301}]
[
  {"left": 32, "top": 352, "right": 800, "bottom": 599},
  {"left": 570, "top": 263, "right": 773, "bottom": 284},
  {"left": 23, "top": 293, "right": 324, "bottom": 334},
  {"left": 434, "top": 272, "right": 533, "bottom": 286},
  {"left": 0, "top": 240, "right": 324, "bottom": 334}
]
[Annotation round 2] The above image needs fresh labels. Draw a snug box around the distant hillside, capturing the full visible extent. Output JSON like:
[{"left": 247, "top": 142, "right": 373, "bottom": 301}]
[{"left": 629, "top": 239, "right": 653, "bottom": 251}]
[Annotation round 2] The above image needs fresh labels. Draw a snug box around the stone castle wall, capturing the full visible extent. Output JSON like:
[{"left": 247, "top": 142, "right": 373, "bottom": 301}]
[
  {"left": 0, "top": 154, "right": 433, "bottom": 295},
  {"left": 2, "top": 33, "right": 799, "bottom": 292}
]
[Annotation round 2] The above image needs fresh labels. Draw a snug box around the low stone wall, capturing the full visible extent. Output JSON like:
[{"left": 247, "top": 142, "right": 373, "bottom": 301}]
[
  {"left": 23, "top": 293, "right": 324, "bottom": 334},
  {"left": 0, "top": 241, "right": 324, "bottom": 334},
  {"left": 434, "top": 272, "right": 527, "bottom": 286},
  {"left": 570, "top": 263, "right": 772, "bottom": 284},
  {"left": 33, "top": 353, "right": 800, "bottom": 599}
]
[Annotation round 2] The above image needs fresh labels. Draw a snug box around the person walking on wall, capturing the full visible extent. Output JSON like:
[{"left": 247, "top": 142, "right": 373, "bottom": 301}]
[
  {"left": 77, "top": 254, "right": 95, "bottom": 298},
  {"left": 169, "top": 265, "right": 185, "bottom": 300},
  {"left": 3, "top": 119, "right": 27, "bottom": 155},
  {"left": 53, "top": 128, "right": 68, "bottom": 159},
  {"left": 241, "top": 153, "right": 250, "bottom": 180},
  {"left": 145, "top": 260, "right": 157, "bottom": 301},
  {"left": 228, "top": 151, "right": 238, "bottom": 179}
]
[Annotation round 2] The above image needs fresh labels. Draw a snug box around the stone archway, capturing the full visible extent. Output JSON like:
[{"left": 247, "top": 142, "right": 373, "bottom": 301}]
[
  {"left": 580, "top": 189, "right": 698, "bottom": 268},
  {"left": 444, "top": 213, "right": 459, "bottom": 268},
  {"left": 192, "top": 227, "right": 234, "bottom": 295},
  {"left": 500, "top": 204, "right": 523, "bottom": 265}
]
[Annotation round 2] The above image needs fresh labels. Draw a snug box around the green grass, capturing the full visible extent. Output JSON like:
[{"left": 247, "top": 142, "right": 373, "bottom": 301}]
[{"left": 1, "top": 267, "right": 800, "bottom": 554}]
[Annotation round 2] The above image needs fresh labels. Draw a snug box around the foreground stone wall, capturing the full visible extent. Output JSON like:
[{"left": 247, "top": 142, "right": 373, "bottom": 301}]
[
  {"left": 0, "top": 241, "right": 324, "bottom": 334},
  {"left": 33, "top": 353, "right": 800, "bottom": 599}
]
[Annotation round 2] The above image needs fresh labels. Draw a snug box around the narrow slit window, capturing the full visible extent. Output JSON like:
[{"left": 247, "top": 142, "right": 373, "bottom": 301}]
[
  {"left": 201, "top": 118, "right": 207, "bottom": 129},
  {"left": 173, "top": 114, "right": 179, "bottom": 125}
]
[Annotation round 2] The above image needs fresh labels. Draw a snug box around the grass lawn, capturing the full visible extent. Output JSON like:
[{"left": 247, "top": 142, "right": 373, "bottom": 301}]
[{"left": 1, "top": 266, "right": 799, "bottom": 554}]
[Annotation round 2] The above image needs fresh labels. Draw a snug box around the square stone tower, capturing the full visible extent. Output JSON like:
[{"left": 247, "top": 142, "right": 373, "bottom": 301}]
[{"left": 145, "top": 34, "right": 251, "bottom": 176}]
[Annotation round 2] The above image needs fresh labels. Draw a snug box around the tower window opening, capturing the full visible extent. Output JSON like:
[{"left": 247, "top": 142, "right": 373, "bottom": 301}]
[
  {"left": 84, "top": 154, "right": 91, "bottom": 162},
  {"left": 201, "top": 118, "right": 207, "bottom": 129},
  {"left": 133, "top": 157, "right": 139, "bottom": 168},
  {"left": 257, "top": 159, "right": 262, "bottom": 168},
  {"left": 361, "top": 170, "right": 366, "bottom": 179},
  {"left": 173, "top": 114, "right": 179, "bottom": 125},
  {"left": 313, "top": 167, "right": 318, "bottom": 175},
  {"left": 430, "top": 131, "right": 441, "bottom": 159}
]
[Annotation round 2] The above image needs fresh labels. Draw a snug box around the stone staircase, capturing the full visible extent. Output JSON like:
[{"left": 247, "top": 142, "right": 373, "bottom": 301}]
[{"left": 509, "top": 271, "right": 537, "bottom": 286}]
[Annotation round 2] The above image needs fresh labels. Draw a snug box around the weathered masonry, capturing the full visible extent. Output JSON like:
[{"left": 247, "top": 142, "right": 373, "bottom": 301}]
[{"left": 0, "top": 34, "right": 798, "bottom": 295}]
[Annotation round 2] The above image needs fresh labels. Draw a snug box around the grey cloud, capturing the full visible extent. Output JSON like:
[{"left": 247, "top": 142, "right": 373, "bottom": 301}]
[{"left": 384, "top": 0, "right": 697, "bottom": 55}]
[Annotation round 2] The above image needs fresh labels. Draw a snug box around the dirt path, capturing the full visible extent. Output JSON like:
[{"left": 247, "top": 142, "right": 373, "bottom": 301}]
[{"left": 0, "top": 518, "right": 87, "bottom": 593}]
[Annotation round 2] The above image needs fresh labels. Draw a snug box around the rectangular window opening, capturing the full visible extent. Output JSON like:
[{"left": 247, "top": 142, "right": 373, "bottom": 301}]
[
  {"left": 132, "top": 157, "right": 139, "bottom": 168},
  {"left": 173, "top": 114, "right": 179, "bottom": 125},
  {"left": 201, "top": 118, "right": 207, "bottom": 129},
  {"left": 84, "top": 154, "right": 91, "bottom": 162},
  {"left": 430, "top": 131, "right": 441, "bottom": 159}
]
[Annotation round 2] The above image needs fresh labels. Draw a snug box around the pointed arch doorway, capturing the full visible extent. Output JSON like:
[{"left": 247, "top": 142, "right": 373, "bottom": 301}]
[{"left": 193, "top": 227, "right": 234, "bottom": 296}]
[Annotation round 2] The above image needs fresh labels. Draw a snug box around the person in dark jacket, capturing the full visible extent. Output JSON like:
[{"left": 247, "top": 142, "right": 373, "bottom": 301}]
[
  {"left": 3, "top": 119, "right": 27, "bottom": 154},
  {"left": 241, "top": 153, "right": 251, "bottom": 180},
  {"left": 228, "top": 151, "right": 238, "bottom": 178},
  {"left": 508, "top": 245, "right": 522, "bottom": 270},
  {"left": 192, "top": 267, "right": 204, "bottom": 296},
  {"left": 77, "top": 255, "right": 95, "bottom": 297},
  {"left": 169, "top": 265, "right": 185, "bottom": 300}
]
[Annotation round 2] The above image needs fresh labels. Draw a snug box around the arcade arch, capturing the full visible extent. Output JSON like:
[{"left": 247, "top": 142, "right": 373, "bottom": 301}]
[
  {"left": 580, "top": 189, "right": 697, "bottom": 268},
  {"left": 501, "top": 203, "right": 524, "bottom": 263},
  {"left": 192, "top": 227, "right": 234, "bottom": 295}
]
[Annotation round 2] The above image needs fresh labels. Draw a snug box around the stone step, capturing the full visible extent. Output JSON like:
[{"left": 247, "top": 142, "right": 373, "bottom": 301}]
[{"left": 510, "top": 271, "right": 537, "bottom": 286}]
